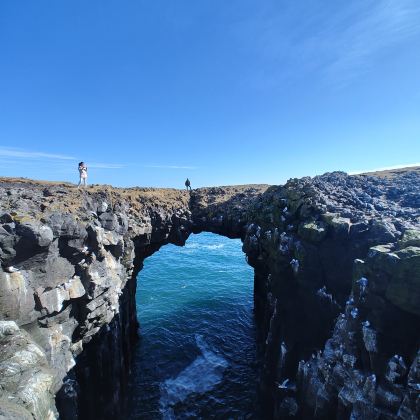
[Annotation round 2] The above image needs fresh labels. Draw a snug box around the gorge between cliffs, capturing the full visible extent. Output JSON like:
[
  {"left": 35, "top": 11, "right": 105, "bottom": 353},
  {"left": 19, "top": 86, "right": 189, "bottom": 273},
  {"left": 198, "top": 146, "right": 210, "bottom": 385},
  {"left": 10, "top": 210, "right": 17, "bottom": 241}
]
[{"left": 0, "top": 169, "right": 419, "bottom": 420}]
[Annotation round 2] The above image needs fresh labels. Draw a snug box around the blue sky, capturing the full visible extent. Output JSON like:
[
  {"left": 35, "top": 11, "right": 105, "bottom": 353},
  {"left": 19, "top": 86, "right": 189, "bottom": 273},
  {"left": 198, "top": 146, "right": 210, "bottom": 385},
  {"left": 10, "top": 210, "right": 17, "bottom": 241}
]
[{"left": 0, "top": 0, "right": 419, "bottom": 188}]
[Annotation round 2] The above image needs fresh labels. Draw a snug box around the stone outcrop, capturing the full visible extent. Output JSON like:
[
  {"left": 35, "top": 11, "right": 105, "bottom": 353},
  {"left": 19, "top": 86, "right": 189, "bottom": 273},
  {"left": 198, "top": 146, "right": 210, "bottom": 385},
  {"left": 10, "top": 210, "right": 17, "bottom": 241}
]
[
  {"left": 190, "top": 171, "right": 419, "bottom": 419},
  {"left": 0, "top": 181, "right": 192, "bottom": 419},
  {"left": 240, "top": 172, "right": 420, "bottom": 419},
  {"left": 0, "top": 169, "right": 419, "bottom": 419}
]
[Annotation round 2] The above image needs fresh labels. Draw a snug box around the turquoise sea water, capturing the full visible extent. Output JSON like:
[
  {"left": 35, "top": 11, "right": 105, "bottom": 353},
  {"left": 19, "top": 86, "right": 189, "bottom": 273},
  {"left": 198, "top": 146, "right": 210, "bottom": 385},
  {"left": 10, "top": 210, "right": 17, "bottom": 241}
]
[{"left": 126, "top": 232, "right": 260, "bottom": 419}]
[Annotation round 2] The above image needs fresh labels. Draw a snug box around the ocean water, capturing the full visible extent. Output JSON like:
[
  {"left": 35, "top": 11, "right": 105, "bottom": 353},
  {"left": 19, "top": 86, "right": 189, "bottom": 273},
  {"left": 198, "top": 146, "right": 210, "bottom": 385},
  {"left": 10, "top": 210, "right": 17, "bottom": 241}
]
[{"left": 126, "top": 232, "right": 260, "bottom": 419}]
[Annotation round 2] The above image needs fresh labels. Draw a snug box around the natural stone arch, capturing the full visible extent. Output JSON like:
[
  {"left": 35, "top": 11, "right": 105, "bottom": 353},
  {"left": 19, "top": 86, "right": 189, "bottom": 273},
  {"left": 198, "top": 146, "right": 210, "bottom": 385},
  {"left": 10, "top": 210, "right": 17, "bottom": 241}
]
[{"left": 0, "top": 171, "right": 419, "bottom": 419}]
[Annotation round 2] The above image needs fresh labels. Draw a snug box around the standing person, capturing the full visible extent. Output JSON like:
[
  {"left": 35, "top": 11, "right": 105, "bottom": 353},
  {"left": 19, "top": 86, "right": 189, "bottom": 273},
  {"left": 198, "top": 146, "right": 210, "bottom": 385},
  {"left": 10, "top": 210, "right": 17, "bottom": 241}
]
[
  {"left": 185, "top": 178, "right": 192, "bottom": 191},
  {"left": 78, "top": 162, "right": 88, "bottom": 188}
]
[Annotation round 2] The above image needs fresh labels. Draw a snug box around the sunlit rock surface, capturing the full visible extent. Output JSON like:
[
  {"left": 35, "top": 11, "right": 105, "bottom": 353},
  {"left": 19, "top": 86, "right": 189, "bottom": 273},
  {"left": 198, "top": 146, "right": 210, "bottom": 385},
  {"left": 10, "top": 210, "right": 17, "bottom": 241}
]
[{"left": 0, "top": 168, "right": 419, "bottom": 419}]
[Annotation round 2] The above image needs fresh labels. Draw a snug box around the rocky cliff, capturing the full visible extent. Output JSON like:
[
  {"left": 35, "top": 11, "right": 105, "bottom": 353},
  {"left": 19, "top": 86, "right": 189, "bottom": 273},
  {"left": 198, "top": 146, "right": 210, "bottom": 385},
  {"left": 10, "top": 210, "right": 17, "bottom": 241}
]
[
  {"left": 0, "top": 181, "right": 194, "bottom": 419},
  {"left": 239, "top": 172, "right": 420, "bottom": 419},
  {"left": 0, "top": 170, "right": 419, "bottom": 419}
]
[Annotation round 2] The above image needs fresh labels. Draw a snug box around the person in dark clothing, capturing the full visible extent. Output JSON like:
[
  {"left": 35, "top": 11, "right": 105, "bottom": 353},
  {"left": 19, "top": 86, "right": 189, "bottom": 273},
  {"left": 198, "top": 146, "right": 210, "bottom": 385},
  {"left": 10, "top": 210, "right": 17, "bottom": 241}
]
[{"left": 185, "top": 178, "right": 192, "bottom": 191}]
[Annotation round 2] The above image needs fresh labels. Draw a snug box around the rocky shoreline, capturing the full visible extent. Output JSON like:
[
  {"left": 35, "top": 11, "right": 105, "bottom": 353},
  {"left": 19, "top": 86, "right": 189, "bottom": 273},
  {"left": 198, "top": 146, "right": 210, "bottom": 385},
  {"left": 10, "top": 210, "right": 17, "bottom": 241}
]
[{"left": 0, "top": 170, "right": 419, "bottom": 419}]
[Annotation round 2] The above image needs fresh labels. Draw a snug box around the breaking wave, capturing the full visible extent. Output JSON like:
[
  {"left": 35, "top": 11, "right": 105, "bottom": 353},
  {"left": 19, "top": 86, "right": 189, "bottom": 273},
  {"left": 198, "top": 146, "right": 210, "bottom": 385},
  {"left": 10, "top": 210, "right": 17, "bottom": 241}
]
[{"left": 159, "top": 334, "right": 228, "bottom": 419}]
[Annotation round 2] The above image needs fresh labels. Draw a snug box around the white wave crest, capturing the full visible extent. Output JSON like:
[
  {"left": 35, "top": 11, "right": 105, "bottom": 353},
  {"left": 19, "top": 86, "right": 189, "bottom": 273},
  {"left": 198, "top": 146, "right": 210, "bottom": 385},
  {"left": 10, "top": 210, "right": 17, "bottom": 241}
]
[
  {"left": 203, "top": 244, "right": 224, "bottom": 250},
  {"left": 185, "top": 243, "right": 225, "bottom": 250},
  {"left": 159, "top": 334, "right": 228, "bottom": 418}
]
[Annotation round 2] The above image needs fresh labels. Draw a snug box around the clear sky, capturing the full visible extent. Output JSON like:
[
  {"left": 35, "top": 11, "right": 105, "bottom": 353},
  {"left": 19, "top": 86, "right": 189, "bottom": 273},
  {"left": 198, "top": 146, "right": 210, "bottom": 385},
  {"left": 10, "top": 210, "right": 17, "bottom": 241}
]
[{"left": 0, "top": 0, "right": 419, "bottom": 188}]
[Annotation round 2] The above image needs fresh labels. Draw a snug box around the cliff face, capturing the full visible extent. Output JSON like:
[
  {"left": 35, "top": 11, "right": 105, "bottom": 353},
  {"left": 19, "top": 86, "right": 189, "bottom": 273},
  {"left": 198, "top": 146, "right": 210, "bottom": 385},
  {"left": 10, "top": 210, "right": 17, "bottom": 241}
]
[
  {"left": 0, "top": 181, "right": 193, "bottom": 419},
  {"left": 0, "top": 172, "right": 419, "bottom": 419},
  {"left": 238, "top": 172, "right": 420, "bottom": 419}
]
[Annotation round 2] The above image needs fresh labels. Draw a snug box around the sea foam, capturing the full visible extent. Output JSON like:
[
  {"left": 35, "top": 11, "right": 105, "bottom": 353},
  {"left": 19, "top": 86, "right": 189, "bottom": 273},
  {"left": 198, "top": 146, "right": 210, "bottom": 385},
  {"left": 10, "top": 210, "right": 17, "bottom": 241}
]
[{"left": 159, "top": 334, "right": 228, "bottom": 418}]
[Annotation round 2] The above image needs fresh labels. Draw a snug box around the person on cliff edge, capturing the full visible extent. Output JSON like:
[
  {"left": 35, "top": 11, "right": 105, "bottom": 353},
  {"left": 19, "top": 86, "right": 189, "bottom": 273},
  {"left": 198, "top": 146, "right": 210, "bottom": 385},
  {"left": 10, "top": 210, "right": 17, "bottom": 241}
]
[
  {"left": 78, "top": 162, "right": 88, "bottom": 188},
  {"left": 185, "top": 178, "right": 192, "bottom": 191}
]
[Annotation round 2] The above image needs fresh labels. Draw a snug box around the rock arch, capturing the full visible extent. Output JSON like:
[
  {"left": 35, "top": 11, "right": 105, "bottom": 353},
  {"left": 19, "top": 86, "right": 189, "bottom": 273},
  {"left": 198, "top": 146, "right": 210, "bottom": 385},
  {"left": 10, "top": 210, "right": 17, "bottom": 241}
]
[{"left": 0, "top": 172, "right": 419, "bottom": 419}]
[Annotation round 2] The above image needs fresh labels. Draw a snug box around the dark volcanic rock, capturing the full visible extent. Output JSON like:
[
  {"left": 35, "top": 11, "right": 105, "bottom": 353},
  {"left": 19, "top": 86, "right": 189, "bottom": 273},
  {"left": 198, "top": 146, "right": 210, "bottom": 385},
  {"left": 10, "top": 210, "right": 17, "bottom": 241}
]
[
  {"left": 0, "top": 170, "right": 419, "bottom": 419},
  {"left": 239, "top": 171, "right": 420, "bottom": 419},
  {"left": 0, "top": 183, "right": 193, "bottom": 419}
]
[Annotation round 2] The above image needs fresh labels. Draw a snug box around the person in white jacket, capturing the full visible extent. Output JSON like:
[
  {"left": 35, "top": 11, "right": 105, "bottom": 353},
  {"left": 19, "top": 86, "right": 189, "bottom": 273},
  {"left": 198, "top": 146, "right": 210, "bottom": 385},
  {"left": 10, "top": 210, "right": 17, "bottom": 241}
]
[{"left": 78, "top": 162, "right": 88, "bottom": 188}]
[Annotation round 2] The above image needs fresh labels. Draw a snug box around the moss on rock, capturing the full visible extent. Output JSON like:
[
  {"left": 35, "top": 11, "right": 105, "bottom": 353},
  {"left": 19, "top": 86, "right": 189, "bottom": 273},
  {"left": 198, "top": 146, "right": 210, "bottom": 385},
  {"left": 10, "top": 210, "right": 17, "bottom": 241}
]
[
  {"left": 298, "top": 220, "right": 327, "bottom": 242},
  {"left": 398, "top": 229, "right": 420, "bottom": 248}
]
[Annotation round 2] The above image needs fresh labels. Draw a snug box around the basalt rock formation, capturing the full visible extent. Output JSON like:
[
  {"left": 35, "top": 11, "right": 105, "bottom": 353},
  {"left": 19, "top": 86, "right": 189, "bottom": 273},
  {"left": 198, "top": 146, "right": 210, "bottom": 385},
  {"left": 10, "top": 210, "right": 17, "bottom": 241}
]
[
  {"left": 0, "top": 181, "right": 194, "bottom": 419},
  {"left": 240, "top": 172, "right": 420, "bottom": 419},
  {"left": 0, "top": 169, "right": 419, "bottom": 419}
]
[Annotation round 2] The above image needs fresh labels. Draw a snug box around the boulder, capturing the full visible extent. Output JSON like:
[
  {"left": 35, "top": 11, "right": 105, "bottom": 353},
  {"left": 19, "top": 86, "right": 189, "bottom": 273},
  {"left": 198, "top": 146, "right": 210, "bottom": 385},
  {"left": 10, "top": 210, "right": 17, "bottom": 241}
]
[
  {"left": 398, "top": 229, "right": 420, "bottom": 248},
  {"left": 369, "top": 219, "right": 398, "bottom": 244},
  {"left": 0, "top": 225, "right": 17, "bottom": 263},
  {"left": 36, "top": 287, "right": 69, "bottom": 315},
  {"left": 99, "top": 212, "right": 118, "bottom": 231},
  {"left": 97, "top": 202, "right": 108, "bottom": 214},
  {"left": 36, "top": 277, "right": 85, "bottom": 315},
  {"left": 15, "top": 222, "right": 53, "bottom": 248}
]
